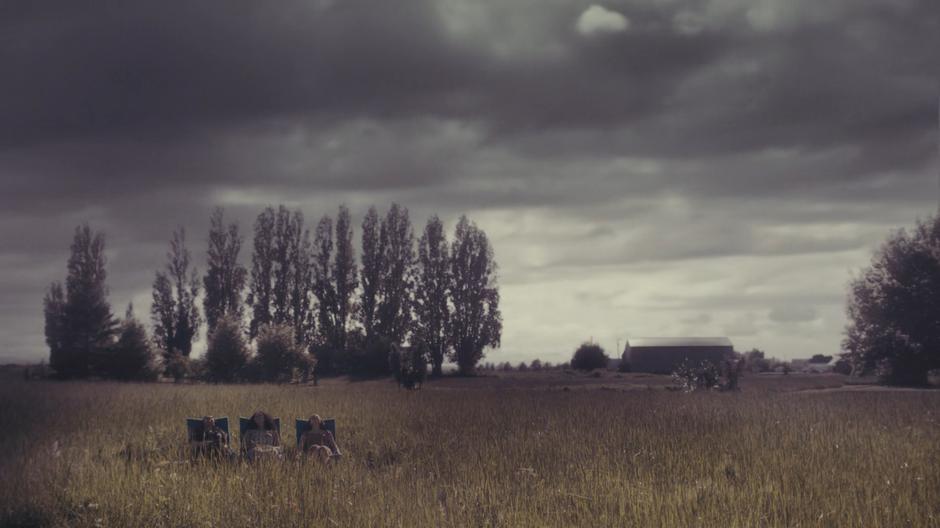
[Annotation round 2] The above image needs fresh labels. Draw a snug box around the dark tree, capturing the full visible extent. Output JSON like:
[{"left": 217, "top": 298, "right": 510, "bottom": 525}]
[
  {"left": 415, "top": 215, "right": 451, "bottom": 376},
  {"left": 152, "top": 228, "right": 202, "bottom": 364},
  {"left": 448, "top": 216, "right": 502, "bottom": 375},
  {"left": 106, "top": 304, "right": 158, "bottom": 381},
  {"left": 571, "top": 342, "right": 609, "bottom": 371},
  {"left": 203, "top": 208, "right": 247, "bottom": 334},
  {"left": 333, "top": 205, "right": 358, "bottom": 354},
  {"left": 286, "top": 210, "right": 313, "bottom": 348},
  {"left": 376, "top": 203, "right": 415, "bottom": 347},
  {"left": 248, "top": 207, "right": 276, "bottom": 337},
  {"left": 843, "top": 215, "right": 940, "bottom": 386},
  {"left": 312, "top": 214, "right": 338, "bottom": 371},
  {"left": 44, "top": 225, "right": 116, "bottom": 378},
  {"left": 248, "top": 206, "right": 312, "bottom": 345},
  {"left": 205, "top": 313, "right": 250, "bottom": 382},
  {"left": 809, "top": 354, "right": 833, "bottom": 364},
  {"left": 358, "top": 206, "right": 382, "bottom": 340}
]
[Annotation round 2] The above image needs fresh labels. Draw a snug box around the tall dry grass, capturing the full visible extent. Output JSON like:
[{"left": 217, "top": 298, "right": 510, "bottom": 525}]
[{"left": 0, "top": 379, "right": 937, "bottom": 527}]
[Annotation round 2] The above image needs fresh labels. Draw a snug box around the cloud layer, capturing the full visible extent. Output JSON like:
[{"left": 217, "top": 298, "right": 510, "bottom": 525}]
[{"left": 1, "top": 0, "right": 938, "bottom": 363}]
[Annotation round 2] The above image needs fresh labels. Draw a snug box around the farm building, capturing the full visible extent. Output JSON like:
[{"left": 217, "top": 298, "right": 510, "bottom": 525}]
[{"left": 625, "top": 337, "right": 734, "bottom": 374}]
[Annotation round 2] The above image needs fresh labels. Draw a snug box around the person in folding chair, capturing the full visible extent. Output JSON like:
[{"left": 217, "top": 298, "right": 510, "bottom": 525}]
[
  {"left": 242, "top": 411, "right": 283, "bottom": 462},
  {"left": 298, "top": 414, "right": 341, "bottom": 463},
  {"left": 188, "top": 416, "right": 232, "bottom": 458}
]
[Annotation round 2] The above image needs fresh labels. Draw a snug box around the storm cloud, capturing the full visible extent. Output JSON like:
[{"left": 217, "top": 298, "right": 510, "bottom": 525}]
[{"left": 1, "top": 0, "right": 938, "bottom": 363}]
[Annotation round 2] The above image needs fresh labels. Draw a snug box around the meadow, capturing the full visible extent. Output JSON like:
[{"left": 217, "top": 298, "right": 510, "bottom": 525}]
[{"left": 1, "top": 373, "right": 938, "bottom": 527}]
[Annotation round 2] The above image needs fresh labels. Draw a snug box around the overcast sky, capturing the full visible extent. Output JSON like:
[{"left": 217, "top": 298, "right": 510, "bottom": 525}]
[{"left": 2, "top": 0, "right": 939, "bottom": 365}]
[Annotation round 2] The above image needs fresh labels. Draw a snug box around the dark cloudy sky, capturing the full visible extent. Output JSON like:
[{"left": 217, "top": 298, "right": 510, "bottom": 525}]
[{"left": 2, "top": 0, "right": 939, "bottom": 364}]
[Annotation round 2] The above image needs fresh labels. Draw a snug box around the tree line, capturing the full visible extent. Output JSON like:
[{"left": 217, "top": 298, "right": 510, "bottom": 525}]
[{"left": 43, "top": 204, "right": 502, "bottom": 381}]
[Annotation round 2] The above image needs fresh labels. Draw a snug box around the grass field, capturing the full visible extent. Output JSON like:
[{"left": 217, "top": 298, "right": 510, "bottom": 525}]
[{"left": 1, "top": 372, "right": 938, "bottom": 527}]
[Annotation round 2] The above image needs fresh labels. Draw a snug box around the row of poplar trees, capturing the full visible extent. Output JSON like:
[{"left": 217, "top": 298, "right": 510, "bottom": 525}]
[{"left": 43, "top": 204, "right": 502, "bottom": 380}]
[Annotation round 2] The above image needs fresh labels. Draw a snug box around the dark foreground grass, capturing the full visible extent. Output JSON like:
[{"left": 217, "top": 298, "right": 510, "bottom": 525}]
[{"left": 0, "top": 378, "right": 938, "bottom": 527}]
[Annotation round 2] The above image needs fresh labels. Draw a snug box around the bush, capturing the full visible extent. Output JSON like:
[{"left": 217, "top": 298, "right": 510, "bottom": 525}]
[
  {"left": 205, "top": 315, "right": 249, "bottom": 382},
  {"left": 255, "top": 324, "right": 311, "bottom": 382},
  {"left": 347, "top": 335, "right": 393, "bottom": 376},
  {"left": 104, "top": 318, "right": 159, "bottom": 381},
  {"left": 833, "top": 357, "right": 852, "bottom": 375},
  {"left": 164, "top": 350, "right": 191, "bottom": 382},
  {"left": 672, "top": 360, "right": 721, "bottom": 392},
  {"left": 530, "top": 359, "right": 542, "bottom": 371},
  {"left": 571, "top": 342, "right": 609, "bottom": 371}
]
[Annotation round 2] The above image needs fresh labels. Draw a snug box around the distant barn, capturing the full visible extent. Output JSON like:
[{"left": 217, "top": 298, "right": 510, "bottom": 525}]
[{"left": 625, "top": 337, "right": 733, "bottom": 374}]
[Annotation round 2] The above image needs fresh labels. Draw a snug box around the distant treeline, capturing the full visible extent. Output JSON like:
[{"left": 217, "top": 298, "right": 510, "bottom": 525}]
[{"left": 43, "top": 204, "right": 502, "bottom": 382}]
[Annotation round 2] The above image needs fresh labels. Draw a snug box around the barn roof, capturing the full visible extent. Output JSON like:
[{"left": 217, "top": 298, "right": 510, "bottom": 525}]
[{"left": 627, "top": 337, "right": 732, "bottom": 348}]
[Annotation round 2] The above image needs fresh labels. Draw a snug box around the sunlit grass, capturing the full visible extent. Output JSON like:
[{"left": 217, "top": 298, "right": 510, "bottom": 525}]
[{"left": 1, "top": 379, "right": 937, "bottom": 527}]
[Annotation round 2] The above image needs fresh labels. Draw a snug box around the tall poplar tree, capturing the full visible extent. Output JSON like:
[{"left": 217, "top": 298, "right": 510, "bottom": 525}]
[
  {"left": 358, "top": 206, "right": 381, "bottom": 340},
  {"left": 449, "top": 216, "right": 502, "bottom": 375},
  {"left": 248, "top": 207, "right": 276, "bottom": 338},
  {"left": 415, "top": 215, "right": 451, "bottom": 376},
  {"left": 203, "top": 208, "right": 247, "bottom": 334},
  {"left": 151, "top": 228, "right": 202, "bottom": 362},
  {"left": 375, "top": 203, "right": 415, "bottom": 346},
  {"left": 248, "top": 205, "right": 312, "bottom": 346},
  {"left": 333, "top": 205, "right": 359, "bottom": 352}
]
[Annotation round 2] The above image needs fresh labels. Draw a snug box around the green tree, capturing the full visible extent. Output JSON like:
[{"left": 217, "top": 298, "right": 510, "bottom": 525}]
[
  {"left": 376, "top": 203, "right": 415, "bottom": 347},
  {"left": 206, "top": 314, "right": 250, "bottom": 382},
  {"left": 44, "top": 225, "right": 116, "bottom": 378},
  {"left": 312, "top": 214, "right": 339, "bottom": 371},
  {"left": 448, "top": 216, "right": 501, "bottom": 375},
  {"left": 152, "top": 228, "right": 202, "bottom": 365},
  {"left": 571, "top": 342, "right": 608, "bottom": 371},
  {"left": 248, "top": 206, "right": 312, "bottom": 346},
  {"left": 203, "top": 208, "right": 247, "bottom": 334},
  {"left": 415, "top": 215, "right": 451, "bottom": 376},
  {"left": 358, "top": 206, "right": 382, "bottom": 340},
  {"left": 248, "top": 207, "right": 276, "bottom": 337},
  {"left": 843, "top": 215, "right": 940, "bottom": 386},
  {"left": 333, "top": 205, "right": 359, "bottom": 355},
  {"left": 106, "top": 304, "right": 158, "bottom": 381},
  {"left": 254, "top": 323, "right": 312, "bottom": 382}
]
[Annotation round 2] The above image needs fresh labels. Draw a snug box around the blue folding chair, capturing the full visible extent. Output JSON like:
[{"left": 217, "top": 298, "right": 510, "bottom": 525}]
[
  {"left": 186, "top": 417, "right": 230, "bottom": 442},
  {"left": 186, "top": 417, "right": 231, "bottom": 456},
  {"left": 239, "top": 416, "right": 281, "bottom": 450},
  {"left": 295, "top": 418, "right": 336, "bottom": 447}
]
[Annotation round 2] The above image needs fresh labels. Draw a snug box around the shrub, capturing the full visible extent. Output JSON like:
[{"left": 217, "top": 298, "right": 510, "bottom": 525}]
[
  {"left": 530, "top": 359, "right": 542, "bottom": 370},
  {"left": 347, "top": 336, "right": 394, "bottom": 376},
  {"left": 571, "top": 342, "right": 609, "bottom": 371},
  {"left": 164, "top": 350, "right": 191, "bottom": 382},
  {"left": 672, "top": 360, "right": 721, "bottom": 392},
  {"left": 833, "top": 357, "right": 852, "bottom": 375},
  {"left": 255, "top": 324, "right": 311, "bottom": 382},
  {"left": 205, "top": 315, "right": 249, "bottom": 382}
]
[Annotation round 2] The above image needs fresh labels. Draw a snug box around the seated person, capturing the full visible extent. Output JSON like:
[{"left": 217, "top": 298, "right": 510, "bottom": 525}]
[
  {"left": 243, "top": 411, "right": 282, "bottom": 461},
  {"left": 190, "top": 416, "right": 229, "bottom": 457},
  {"left": 300, "top": 414, "right": 341, "bottom": 462}
]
